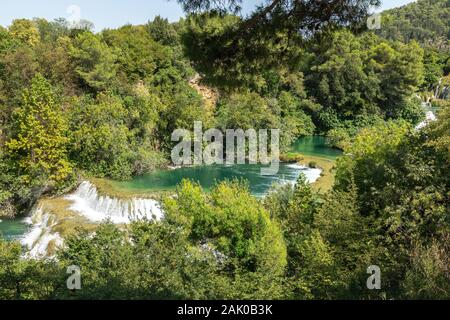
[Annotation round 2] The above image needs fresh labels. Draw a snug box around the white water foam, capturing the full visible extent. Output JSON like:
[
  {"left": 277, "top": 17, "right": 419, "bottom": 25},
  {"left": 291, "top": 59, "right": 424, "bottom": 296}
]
[
  {"left": 286, "top": 164, "right": 322, "bottom": 183},
  {"left": 21, "top": 208, "right": 62, "bottom": 259},
  {"left": 65, "top": 181, "right": 163, "bottom": 224},
  {"left": 415, "top": 111, "right": 437, "bottom": 130}
]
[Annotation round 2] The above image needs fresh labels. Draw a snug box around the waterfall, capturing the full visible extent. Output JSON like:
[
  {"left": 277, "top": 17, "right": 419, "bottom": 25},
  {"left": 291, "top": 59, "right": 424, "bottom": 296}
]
[
  {"left": 441, "top": 86, "right": 449, "bottom": 100},
  {"left": 415, "top": 110, "right": 437, "bottom": 130},
  {"left": 431, "top": 78, "right": 449, "bottom": 100},
  {"left": 21, "top": 208, "right": 62, "bottom": 259},
  {"left": 65, "top": 181, "right": 163, "bottom": 224},
  {"left": 285, "top": 164, "right": 322, "bottom": 183},
  {"left": 434, "top": 81, "right": 441, "bottom": 99}
]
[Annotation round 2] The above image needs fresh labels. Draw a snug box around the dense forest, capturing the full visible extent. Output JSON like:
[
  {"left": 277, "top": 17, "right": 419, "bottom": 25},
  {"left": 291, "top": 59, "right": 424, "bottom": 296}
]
[
  {"left": 377, "top": 0, "right": 450, "bottom": 96},
  {"left": 0, "top": 0, "right": 449, "bottom": 300},
  {"left": 378, "top": 0, "right": 449, "bottom": 50}
]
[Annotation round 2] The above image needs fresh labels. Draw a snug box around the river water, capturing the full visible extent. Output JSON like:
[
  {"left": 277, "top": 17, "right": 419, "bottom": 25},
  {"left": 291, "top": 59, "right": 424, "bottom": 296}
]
[
  {"left": 0, "top": 136, "right": 341, "bottom": 240},
  {"left": 0, "top": 218, "right": 30, "bottom": 241},
  {"left": 111, "top": 136, "right": 340, "bottom": 194},
  {"left": 111, "top": 163, "right": 321, "bottom": 197},
  {"left": 290, "top": 136, "right": 342, "bottom": 159}
]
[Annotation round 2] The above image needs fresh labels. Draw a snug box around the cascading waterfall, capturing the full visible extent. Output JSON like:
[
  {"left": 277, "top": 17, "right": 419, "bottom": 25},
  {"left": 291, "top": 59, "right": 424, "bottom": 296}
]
[
  {"left": 21, "top": 208, "right": 62, "bottom": 259},
  {"left": 434, "top": 81, "right": 441, "bottom": 99},
  {"left": 415, "top": 102, "right": 437, "bottom": 130},
  {"left": 440, "top": 86, "right": 449, "bottom": 100},
  {"left": 432, "top": 79, "right": 450, "bottom": 100},
  {"left": 285, "top": 164, "right": 322, "bottom": 183},
  {"left": 65, "top": 181, "right": 163, "bottom": 224}
]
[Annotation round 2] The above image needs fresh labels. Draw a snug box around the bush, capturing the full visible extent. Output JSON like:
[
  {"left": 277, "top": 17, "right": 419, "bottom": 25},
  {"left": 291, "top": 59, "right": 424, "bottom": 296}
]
[{"left": 308, "top": 161, "right": 317, "bottom": 168}]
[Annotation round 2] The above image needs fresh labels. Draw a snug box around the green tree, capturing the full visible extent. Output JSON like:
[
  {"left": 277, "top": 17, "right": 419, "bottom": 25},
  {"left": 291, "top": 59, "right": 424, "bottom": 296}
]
[
  {"left": 6, "top": 74, "right": 72, "bottom": 184},
  {"left": 68, "top": 93, "right": 134, "bottom": 180},
  {"left": 179, "top": 0, "right": 380, "bottom": 87},
  {"left": 103, "top": 25, "right": 169, "bottom": 84},
  {"left": 0, "top": 240, "right": 60, "bottom": 299},
  {"left": 8, "top": 19, "right": 40, "bottom": 46},
  {"left": 306, "top": 31, "right": 424, "bottom": 124},
  {"left": 426, "top": 100, "right": 450, "bottom": 158},
  {"left": 264, "top": 176, "right": 330, "bottom": 298},
  {"left": 164, "top": 179, "right": 287, "bottom": 298},
  {"left": 147, "top": 16, "right": 179, "bottom": 46},
  {"left": 217, "top": 92, "right": 279, "bottom": 131},
  {"left": 378, "top": 0, "right": 450, "bottom": 51},
  {"left": 70, "top": 32, "right": 118, "bottom": 91},
  {"left": 401, "top": 240, "right": 450, "bottom": 299},
  {"left": 422, "top": 49, "right": 445, "bottom": 90}
]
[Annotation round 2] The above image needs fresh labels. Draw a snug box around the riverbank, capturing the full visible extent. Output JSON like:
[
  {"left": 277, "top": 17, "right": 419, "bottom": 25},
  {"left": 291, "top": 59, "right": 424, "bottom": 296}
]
[
  {"left": 297, "top": 155, "right": 336, "bottom": 192},
  {"left": 88, "top": 177, "right": 172, "bottom": 200}
]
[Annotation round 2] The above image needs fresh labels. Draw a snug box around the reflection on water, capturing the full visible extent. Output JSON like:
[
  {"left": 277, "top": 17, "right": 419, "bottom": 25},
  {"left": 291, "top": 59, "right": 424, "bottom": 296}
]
[
  {"left": 112, "top": 163, "right": 321, "bottom": 198},
  {"left": 290, "top": 136, "right": 342, "bottom": 160}
]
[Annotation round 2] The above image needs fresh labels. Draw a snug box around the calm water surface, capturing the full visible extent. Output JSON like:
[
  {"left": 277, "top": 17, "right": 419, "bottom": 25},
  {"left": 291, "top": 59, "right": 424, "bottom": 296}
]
[{"left": 0, "top": 136, "right": 341, "bottom": 239}]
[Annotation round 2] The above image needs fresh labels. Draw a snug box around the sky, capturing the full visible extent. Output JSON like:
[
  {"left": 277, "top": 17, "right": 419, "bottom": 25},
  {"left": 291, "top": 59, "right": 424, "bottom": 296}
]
[{"left": 0, "top": 0, "right": 417, "bottom": 31}]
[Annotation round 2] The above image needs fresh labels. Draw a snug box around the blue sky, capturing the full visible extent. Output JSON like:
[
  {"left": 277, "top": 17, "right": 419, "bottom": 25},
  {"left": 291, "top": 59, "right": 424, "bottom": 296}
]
[{"left": 0, "top": 0, "right": 416, "bottom": 31}]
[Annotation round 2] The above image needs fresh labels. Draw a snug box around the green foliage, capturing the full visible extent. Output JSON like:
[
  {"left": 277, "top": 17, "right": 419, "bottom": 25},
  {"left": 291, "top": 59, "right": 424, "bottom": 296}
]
[
  {"left": 32, "top": 18, "right": 70, "bottom": 43},
  {"left": 312, "top": 186, "right": 379, "bottom": 299},
  {"left": 0, "top": 239, "right": 60, "bottom": 299},
  {"left": 333, "top": 117, "right": 449, "bottom": 298},
  {"left": 0, "top": 4, "right": 448, "bottom": 301},
  {"left": 164, "top": 180, "right": 287, "bottom": 278},
  {"left": 0, "top": 19, "right": 202, "bottom": 189},
  {"left": 35, "top": 36, "right": 79, "bottom": 96},
  {"left": 264, "top": 175, "right": 332, "bottom": 298},
  {"left": 335, "top": 121, "right": 411, "bottom": 209},
  {"left": 180, "top": 0, "right": 380, "bottom": 88},
  {"left": 0, "top": 26, "right": 20, "bottom": 54},
  {"left": 306, "top": 30, "right": 424, "bottom": 124},
  {"left": 426, "top": 100, "right": 450, "bottom": 157},
  {"left": 276, "top": 91, "right": 316, "bottom": 146},
  {"left": 326, "top": 127, "right": 352, "bottom": 150},
  {"left": 159, "top": 82, "right": 211, "bottom": 138},
  {"left": 6, "top": 74, "right": 73, "bottom": 184},
  {"left": 55, "top": 180, "right": 288, "bottom": 299},
  {"left": 147, "top": 16, "right": 179, "bottom": 46},
  {"left": 401, "top": 239, "right": 450, "bottom": 299},
  {"left": 216, "top": 90, "right": 315, "bottom": 151},
  {"left": 390, "top": 96, "right": 425, "bottom": 125},
  {"left": 0, "top": 45, "right": 39, "bottom": 109},
  {"left": 377, "top": 0, "right": 450, "bottom": 51},
  {"left": 217, "top": 92, "right": 278, "bottom": 131},
  {"left": 70, "top": 32, "right": 118, "bottom": 91},
  {"left": 422, "top": 49, "right": 445, "bottom": 90},
  {"left": 103, "top": 25, "right": 169, "bottom": 84},
  {"left": 8, "top": 19, "right": 40, "bottom": 47},
  {"left": 324, "top": 114, "right": 386, "bottom": 149},
  {"left": 68, "top": 89, "right": 166, "bottom": 180},
  {"left": 264, "top": 112, "right": 449, "bottom": 299}
]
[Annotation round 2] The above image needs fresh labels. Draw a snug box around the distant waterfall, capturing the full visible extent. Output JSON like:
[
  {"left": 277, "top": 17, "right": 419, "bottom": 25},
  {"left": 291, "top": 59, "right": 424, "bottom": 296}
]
[
  {"left": 433, "top": 82, "right": 449, "bottom": 100},
  {"left": 21, "top": 208, "right": 62, "bottom": 259},
  {"left": 65, "top": 181, "right": 163, "bottom": 224},
  {"left": 415, "top": 102, "right": 437, "bottom": 130},
  {"left": 285, "top": 164, "right": 322, "bottom": 183}
]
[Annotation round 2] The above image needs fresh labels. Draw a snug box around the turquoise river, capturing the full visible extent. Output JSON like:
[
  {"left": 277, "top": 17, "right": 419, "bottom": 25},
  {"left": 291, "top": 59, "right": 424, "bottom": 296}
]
[{"left": 0, "top": 136, "right": 341, "bottom": 240}]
